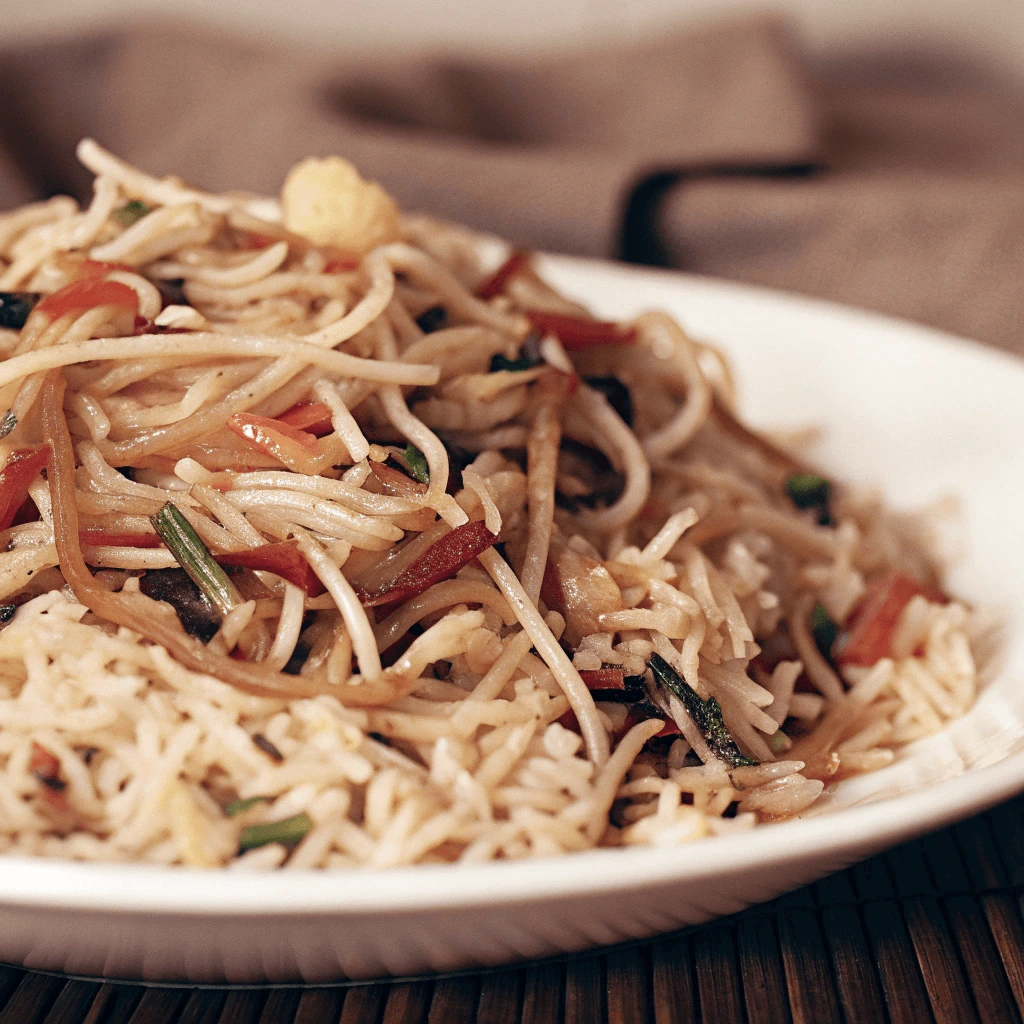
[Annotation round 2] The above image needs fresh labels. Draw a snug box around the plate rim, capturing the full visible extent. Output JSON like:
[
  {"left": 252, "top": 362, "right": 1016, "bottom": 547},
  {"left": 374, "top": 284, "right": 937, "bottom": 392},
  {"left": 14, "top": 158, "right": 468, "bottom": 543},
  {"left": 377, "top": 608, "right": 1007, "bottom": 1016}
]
[
  {"left": 1, "top": 744, "right": 1022, "bottom": 917},
  {"left": 535, "top": 253, "right": 1024, "bottom": 380}
]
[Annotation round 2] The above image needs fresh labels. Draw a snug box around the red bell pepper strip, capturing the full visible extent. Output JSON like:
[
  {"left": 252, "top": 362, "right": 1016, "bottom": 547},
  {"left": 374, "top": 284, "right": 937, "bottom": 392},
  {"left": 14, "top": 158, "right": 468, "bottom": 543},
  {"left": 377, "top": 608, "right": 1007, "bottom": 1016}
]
[
  {"left": 559, "top": 705, "right": 680, "bottom": 741},
  {"left": 215, "top": 540, "right": 326, "bottom": 597},
  {"left": 227, "top": 413, "right": 320, "bottom": 468},
  {"left": 552, "top": 368, "right": 579, "bottom": 396},
  {"left": 76, "top": 259, "right": 135, "bottom": 279},
  {"left": 0, "top": 446, "right": 49, "bottom": 531},
  {"left": 36, "top": 278, "right": 139, "bottom": 321},
  {"left": 578, "top": 668, "right": 626, "bottom": 690},
  {"left": 557, "top": 709, "right": 581, "bottom": 733},
  {"left": 242, "top": 232, "right": 274, "bottom": 250},
  {"left": 275, "top": 402, "right": 335, "bottom": 437},
  {"left": 29, "top": 741, "right": 69, "bottom": 811},
  {"left": 357, "top": 520, "right": 497, "bottom": 608},
  {"left": 29, "top": 741, "right": 60, "bottom": 780},
  {"left": 10, "top": 498, "right": 39, "bottom": 527},
  {"left": 79, "top": 530, "right": 164, "bottom": 548},
  {"left": 228, "top": 413, "right": 319, "bottom": 453},
  {"left": 619, "top": 709, "right": 681, "bottom": 740},
  {"left": 539, "top": 558, "right": 563, "bottom": 614},
  {"left": 324, "top": 255, "right": 361, "bottom": 273},
  {"left": 526, "top": 310, "right": 636, "bottom": 352},
  {"left": 476, "top": 251, "right": 531, "bottom": 300},
  {"left": 836, "top": 572, "right": 948, "bottom": 667},
  {"left": 368, "top": 461, "right": 428, "bottom": 497}
]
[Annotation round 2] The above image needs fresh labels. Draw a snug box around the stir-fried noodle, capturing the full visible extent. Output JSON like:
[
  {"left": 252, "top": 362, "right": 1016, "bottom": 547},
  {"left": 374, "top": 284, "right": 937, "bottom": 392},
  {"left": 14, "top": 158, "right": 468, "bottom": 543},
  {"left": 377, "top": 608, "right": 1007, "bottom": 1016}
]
[{"left": 0, "top": 142, "right": 979, "bottom": 867}]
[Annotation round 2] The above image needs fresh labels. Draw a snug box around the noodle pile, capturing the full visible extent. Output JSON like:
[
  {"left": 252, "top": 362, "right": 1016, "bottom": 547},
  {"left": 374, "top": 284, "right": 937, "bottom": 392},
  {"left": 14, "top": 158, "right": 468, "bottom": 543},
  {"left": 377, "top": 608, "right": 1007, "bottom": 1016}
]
[{"left": 0, "top": 141, "right": 980, "bottom": 868}]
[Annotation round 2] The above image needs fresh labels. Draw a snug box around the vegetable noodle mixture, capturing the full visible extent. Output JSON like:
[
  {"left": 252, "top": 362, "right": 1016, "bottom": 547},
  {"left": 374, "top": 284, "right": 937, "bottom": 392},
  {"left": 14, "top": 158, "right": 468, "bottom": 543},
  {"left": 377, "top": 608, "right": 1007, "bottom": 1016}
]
[{"left": 0, "top": 141, "right": 979, "bottom": 869}]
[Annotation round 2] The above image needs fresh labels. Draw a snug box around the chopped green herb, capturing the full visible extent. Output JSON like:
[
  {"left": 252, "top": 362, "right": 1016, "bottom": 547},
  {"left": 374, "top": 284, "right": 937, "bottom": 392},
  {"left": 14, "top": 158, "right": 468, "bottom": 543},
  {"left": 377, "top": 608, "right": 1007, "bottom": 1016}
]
[
  {"left": 589, "top": 686, "right": 646, "bottom": 703},
  {"left": 150, "top": 503, "right": 240, "bottom": 617},
  {"left": 443, "top": 441, "right": 475, "bottom": 492},
  {"left": 403, "top": 444, "right": 430, "bottom": 484},
  {"left": 252, "top": 733, "right": 284, "bottom": 762},
  {"left": 811, "top": 602, "right": 839, "bottom": 661},
  {"left": 0, "top": 410, "right": 16, "bottom": 440},
  {"left": 114, "top": 200, "right": 151, "bottom": 227},
  {"left": 0, "top": 604, "right": 16, "bottom": 626},
  {"left": 628, "top": 698, "right": 664, "bottom": 720},
  {"left": 225, "top": 795, "right": 269, "bottom": 817},
  {"left": 648, "top": 653, "right": 758, "bottom": 767},
  {"left": 0, "top": 292, "right": 40, "bottom": 330},
  {"left": 138, "top": 567, "right": 220, "bottom": 642},
  {"left": 786, "top": 472, "right": 830, "bottom": 510},
  {"left": 489, "top": 353, "right": 533, "bottom": 372},
  {"left": 415, "top": 305, "right": 447, "bottom": 333},
  {"left": 583, "top": 376, "right": 633, "bottom": 426},
  {"left": 238, "top": 812, "right": 312, "bottom": 851},
  {"left": 488, "top": 330, "right": 542, "bottom": 373}
]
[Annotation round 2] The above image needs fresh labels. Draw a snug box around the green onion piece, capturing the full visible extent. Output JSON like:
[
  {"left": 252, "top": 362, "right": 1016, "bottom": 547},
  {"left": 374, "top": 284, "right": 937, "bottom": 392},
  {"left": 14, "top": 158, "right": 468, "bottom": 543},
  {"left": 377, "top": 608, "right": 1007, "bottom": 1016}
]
[
  {"left": 0, "top": 410, "right": 16, "bottom": 440},
  {"left": 488, "top": 331, "right": 542, "bottom": 373},
  {"left": 225, "top": 795, "right": 269, "bottom": 817},
  {"left": 403, "top": 444, "right": 430, "bottom": 484},
  {"left": 648, "top": 653, "right": 758, "bottom": 767},
  {"left": 238, "top": 812, "right": 312, "bottom": 851},
  {"left": 489, "top": 353, "right": 535, "bottom": 373},
  {"left": 114, "top": 200, "right": 150, "bottom": 227},
  {"left": 0, "top": 604, "right": 16, "bottom": 626},
  {"left": 768, "top": 730, "right": 791, "bottom": 755},
  {"left": 786, "top": 472, "right": 831, "bottom": 510},
  {"left": 811, "top": 602, "right": 839, "bottom": 660},
  {"left": 0, "top": 292, "right": 41, "bottom": 330},
  {"left": 150, "top": 503, "right": 239, "bottom": 617},
  {"left": 414, "top": 306, "right": 447, "bottom": 333}
]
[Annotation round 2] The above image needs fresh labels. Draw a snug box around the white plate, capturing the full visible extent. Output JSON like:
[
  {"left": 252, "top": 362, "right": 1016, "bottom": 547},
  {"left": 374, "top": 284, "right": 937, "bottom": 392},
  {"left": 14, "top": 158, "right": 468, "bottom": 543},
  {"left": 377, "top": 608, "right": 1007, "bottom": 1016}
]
[{"left": 3, "top": 258, "right": 1023, "bottom": 983}]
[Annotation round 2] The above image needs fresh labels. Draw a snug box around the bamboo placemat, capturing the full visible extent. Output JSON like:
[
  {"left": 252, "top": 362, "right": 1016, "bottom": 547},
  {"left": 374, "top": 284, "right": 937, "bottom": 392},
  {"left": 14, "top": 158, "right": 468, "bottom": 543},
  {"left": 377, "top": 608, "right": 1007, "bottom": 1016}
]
[{"left": 3, "top": 794, "right": 1024, "bottom": 1024}]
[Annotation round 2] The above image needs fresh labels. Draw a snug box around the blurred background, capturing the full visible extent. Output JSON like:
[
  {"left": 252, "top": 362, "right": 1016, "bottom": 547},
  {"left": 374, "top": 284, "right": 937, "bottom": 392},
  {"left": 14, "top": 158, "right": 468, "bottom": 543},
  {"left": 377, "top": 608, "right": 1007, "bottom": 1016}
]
[
  {"left": 4, "top": 0, "right": 1024, "bottom": 74},
  {"left": 1, "top": 0, "right": 1022, "bottom": 353}
]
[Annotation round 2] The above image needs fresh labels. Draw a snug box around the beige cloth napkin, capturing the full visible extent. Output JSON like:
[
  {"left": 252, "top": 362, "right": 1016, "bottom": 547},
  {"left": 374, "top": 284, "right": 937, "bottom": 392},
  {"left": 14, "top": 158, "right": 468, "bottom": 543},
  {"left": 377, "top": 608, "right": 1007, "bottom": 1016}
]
[{"left": 0, "top": 17, "right": 1022, "bottom": 353}]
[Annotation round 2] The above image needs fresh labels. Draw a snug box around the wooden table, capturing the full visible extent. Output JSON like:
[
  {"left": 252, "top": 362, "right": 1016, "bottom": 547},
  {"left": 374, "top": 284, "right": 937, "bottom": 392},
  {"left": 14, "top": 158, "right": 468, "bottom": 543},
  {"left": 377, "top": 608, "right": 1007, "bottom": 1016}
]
[{"left": 2, "top": 794, "right": 1023, "bottom": 1024}]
